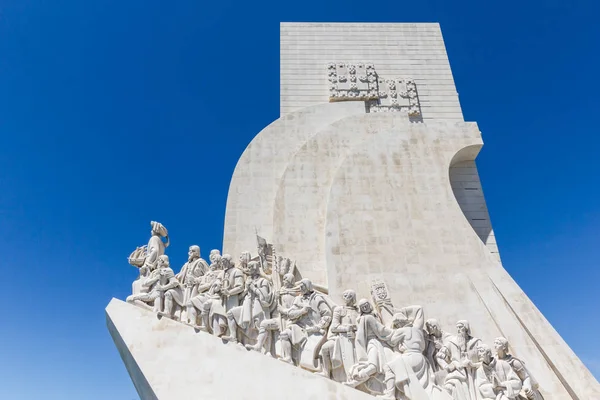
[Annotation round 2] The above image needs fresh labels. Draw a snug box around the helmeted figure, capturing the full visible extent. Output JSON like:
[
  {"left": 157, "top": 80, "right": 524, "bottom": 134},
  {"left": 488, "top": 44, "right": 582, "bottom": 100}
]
[
  {"left": 344, "top": 299, "right": 393, "bottom": 395},
  {"left": 143, "top": 221, "right": 169, "bottom": 271},
  {"left": 279, "top": 279, "right": 332, "bottom": 367},
  {"left": 475, "top": 344, "right": 522, "bottom": 400},
  {"left": 442, "top": 320, "right": 482, "bottom": 400},
  {"left": 224, "top": 261, "right": 274, "bottom": 344},
  {"left": 317, "top": 289, "right": 360, "bottom": 382},
  {"left": 494, "top": 337, "right": 544, "bottom": 400}
]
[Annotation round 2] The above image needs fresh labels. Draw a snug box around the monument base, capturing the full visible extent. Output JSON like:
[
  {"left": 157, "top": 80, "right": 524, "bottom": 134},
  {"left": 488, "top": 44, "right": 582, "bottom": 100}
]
[{"left": 106, "top": 298, "right": 374, "bottom": 400}]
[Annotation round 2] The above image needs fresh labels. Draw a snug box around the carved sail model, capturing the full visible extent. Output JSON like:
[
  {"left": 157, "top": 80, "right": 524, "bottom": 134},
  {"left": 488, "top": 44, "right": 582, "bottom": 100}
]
[{"left": 107, "top": 23, "right": 600, "bottom": 400}]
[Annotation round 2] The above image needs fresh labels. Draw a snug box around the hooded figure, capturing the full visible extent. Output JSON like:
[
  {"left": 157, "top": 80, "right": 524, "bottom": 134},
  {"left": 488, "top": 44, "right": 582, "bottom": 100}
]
[{"left": 443, "top": 320, "right": 482, "bottom": 400}]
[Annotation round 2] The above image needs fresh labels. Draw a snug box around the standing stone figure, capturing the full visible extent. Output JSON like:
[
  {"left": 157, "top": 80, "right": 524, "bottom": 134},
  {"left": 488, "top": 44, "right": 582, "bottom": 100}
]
[
  {"left": 224, "top": 261, "right": 274, "bottom": 344},
  {"left": 344, "top": 299, "right": 392, "bottom": 395},
  {"left": 219, "top": 254, "right": 245, "bottom": 313},
  {"left": 475, "top": 344, "right": 522, "bottom": 400},
  {"left": 279, "top": 279, "right": 332, "bottom": 366},
  {"left": 425, "top": 318, "right": 449, "bottom": 373},
  {"left": 443, "top": 320, "right": 482, "bottom": 400},
  {"left": 176, "top": 245, "right": 209, "bottom": 323},
  {"left": 186, "top": 252, "right": 223, "bottom": 330},
  {"left": 494, "top": 337, "right": 544, "bottom": 400},
  {"left": 246, "top": 272, "right": 299, "bottom": 354},
  {"left": 143, "top": 221, "right": 169, "bottom": 271},
  {"left": 317, "top": 289, "right": 359, "bottom": 382},
  {"left": 381, "top": 306, "right": 444, "bottom": 400}
]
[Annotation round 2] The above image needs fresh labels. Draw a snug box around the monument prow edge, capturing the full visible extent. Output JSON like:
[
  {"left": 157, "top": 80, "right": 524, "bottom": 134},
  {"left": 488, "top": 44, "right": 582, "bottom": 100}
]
[{"left": 106, "top": 298, "right": 375, "bottom": 400}]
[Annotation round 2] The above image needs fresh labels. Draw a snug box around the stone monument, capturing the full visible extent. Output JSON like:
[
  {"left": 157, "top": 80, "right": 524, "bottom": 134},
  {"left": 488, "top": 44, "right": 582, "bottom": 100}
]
[{"left": 106, "top": 23, "right": 600, "bottom": 400}]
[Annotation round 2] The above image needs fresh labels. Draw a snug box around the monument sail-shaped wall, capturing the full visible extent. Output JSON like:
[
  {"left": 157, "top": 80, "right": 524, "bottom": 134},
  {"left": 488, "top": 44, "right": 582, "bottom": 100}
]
[
  {"left": 108, "top": 22, "right": 599, "bottom": 400},
  {"left": 222, "top": 23, "right": 600, "bottom": 399}
]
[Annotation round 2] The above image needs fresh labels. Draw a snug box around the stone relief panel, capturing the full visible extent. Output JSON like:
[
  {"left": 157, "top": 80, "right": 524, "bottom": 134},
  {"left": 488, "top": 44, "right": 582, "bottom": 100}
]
[
  {"left": 123, "top": 221, "right": 547, "bottom": 400},
  {"left": 328, "top": 63, "right": 379, "bottom": 102},
  {"left": 328, "top": 63, "right": 422, "bottom": 117}
]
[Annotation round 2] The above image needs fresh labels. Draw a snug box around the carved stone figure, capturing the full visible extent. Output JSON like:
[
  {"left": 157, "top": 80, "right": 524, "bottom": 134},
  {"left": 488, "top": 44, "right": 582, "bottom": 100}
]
[
  {"left": 425, "top": 318, "right": 449, "bottom": 374},
  {"left": 238, "top": 251, "right": 252, "bottom": 274},
  {"left": 219, "top": 254, "right": 245, "bottom": 313},
  {"left": 344, "top": 299, "right": 392, "bottom": 395},
  {"left": 317, "top": 289, "right": 359, "bottom": 382},
  {"left": 279, "top": 278, "right": 332, "bottom": 368},
  {"left": 475, "top": 344, "right": 522, "bottom": 400},
  {"left": 156, "top": 257, "right": 186, "bottom": 320},
  {"left": 224, "top": 261, "right": 274, "bottom": 344},
  {"left": 436, "top": 345, "right": 470, "bottom": 400},
  {"left": 176, "top": 245, "right": 209, "bottom": 323},
  {"left": 126, "top": 264, "right": 160, "bottom": 309},
  {"left": 143, "top": 221, "right": 169, "bottom": 271},
  {"left": 131, "top": 266, "right": 151, "bottom": 296},
  {"left": 209, "top": 249, "right": 221, "bottom": 268},
  {"left": 443, "top": 320, "right": 482, "bottom": 400},
  {"left": 186, "top": 253, "right": 223, "bottom": 331},
  {"left": 381, "top": 306, "right": 444, "bottom": 400},
  {"left": 494, "top": 337, "right": 544, "bottom": 400},
  {"left": 126, "top": 255, "right": 177, "bottom": 315},
  {"left": 246, "top": 272, "right": 299, "bottom": 354}
]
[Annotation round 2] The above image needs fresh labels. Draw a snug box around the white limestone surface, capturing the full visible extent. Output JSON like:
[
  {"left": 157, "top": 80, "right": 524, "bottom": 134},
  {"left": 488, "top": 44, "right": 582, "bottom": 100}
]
[
  {"left": 280, "top": 22, "right": 463, "bottom": 121},
  {"left": 223, "top": 101, "right": 365, "bottom": 259},
  {"left": 106, "top": 298, "right": 375, "bottom": 400},
  {"left": 223, "top": 106, "right": 600, "bottom": 399}
]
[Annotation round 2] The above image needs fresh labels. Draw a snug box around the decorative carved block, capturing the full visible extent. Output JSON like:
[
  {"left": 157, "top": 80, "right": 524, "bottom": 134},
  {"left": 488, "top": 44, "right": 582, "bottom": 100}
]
[
  {"left": 328, "top": 63, "right": 421, "bottom": 117},
  {"left": 328, "top": 63, "right": 379, "bottom": 102}
]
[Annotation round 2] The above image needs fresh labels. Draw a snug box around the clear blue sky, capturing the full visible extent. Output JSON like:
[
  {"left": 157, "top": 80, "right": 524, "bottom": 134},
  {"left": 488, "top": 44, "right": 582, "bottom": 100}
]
[{"left": 0, "top": 0, "right": 598, "bottom": 399}]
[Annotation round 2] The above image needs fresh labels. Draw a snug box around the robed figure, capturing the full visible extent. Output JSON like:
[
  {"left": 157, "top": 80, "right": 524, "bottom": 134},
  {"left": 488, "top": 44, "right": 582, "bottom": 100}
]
[
  {"left": 475, "top": 345, "right": 522, "bottom": 400},
  {"left": 225, "top": 261, "right": 274, "bottom": 344}
]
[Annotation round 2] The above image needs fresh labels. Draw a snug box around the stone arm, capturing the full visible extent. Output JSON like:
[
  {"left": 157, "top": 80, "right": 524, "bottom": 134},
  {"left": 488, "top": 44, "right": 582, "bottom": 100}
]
[
  {"left": 510, "top": 359, "right": 534, "bottom": 391},
  {"left": 476, "top": 368, "right": 497, "bottom": 399},
  {"left": 368, "top": 315, "right": 393, "bottom": 343},
  {"left": 436, "top": 351, "right": 462, "bottom": 373},
  {"left": 395, "top": 305, "right": 424, "bottom": 329},
  {"left": 287, "top": 303, "right": 308, "bottom": 321},
  {"left": 255, "top": 279, "right": 274, "bottom": 308},
  {"left": 329, "top": 307, "right": 345, "bottom": 333},
  {"left": 316, "top": 300, "right": 333, "bottom": 330},
  {"left": 502, "top": 363, "right": 523, "bottom": 397},
  {"left": 196, "top": 273, "right": 217, "bottom": 293},
  {"left": 436, "top": 351, "right": 451, "bottom": 370},
  {"left": 160, "top": 277, "right": 181, "bottom": 291},
  {"left": 175, "top": 264, "right": 188, "bottom": 282},
  {"left": 389, "top": 327, "right": 407, "bottom": 349},
  {"left": 143, "top": 272, "right": 160, "bottom": 289},
  {"left": 226, "top": 271, "right": 245, "bottom": 296}
]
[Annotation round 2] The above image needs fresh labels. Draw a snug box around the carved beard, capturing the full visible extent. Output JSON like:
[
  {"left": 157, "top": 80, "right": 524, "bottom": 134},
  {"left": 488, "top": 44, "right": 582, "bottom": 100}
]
[{"left": 456, "top": 332, "right": 468, "bottom": 351}]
